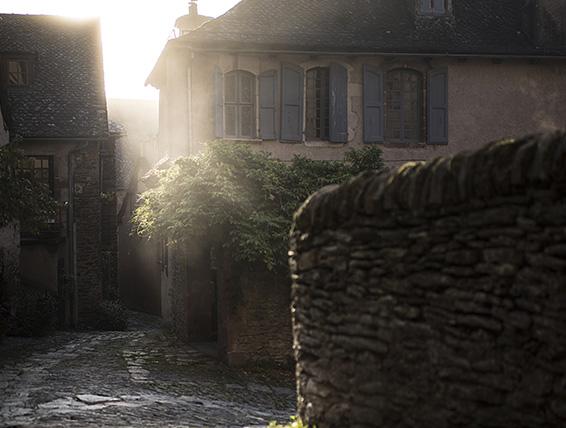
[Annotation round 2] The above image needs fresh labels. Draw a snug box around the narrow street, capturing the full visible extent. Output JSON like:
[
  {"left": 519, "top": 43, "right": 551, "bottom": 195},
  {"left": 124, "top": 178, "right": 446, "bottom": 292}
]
[{"left": 0, "top": 313, "right": 295, "bottom": 427}]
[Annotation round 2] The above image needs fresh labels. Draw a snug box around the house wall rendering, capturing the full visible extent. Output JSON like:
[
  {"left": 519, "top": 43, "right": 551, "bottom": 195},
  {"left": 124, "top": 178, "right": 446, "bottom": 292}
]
[{"left": 159, "top": 53, "right": 566, "bottom": 168}]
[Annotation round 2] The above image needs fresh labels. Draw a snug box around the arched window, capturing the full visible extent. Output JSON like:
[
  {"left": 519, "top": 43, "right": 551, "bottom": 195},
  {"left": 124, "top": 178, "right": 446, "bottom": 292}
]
[
  {"left": 224, "top": 70, "right": 256, "bottom": 139},
  {"left": 385, "top": 69, "right": 423, "bottom": 143}
]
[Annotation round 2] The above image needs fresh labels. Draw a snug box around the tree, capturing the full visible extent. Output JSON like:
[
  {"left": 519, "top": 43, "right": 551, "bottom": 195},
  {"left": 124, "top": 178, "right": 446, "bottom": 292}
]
[{"left": 133, "top": 141, "right": 385, "bottom": 270}]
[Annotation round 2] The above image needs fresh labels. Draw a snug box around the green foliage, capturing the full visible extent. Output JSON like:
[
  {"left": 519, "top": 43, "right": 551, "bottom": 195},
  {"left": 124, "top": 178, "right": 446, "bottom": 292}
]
[
  {"left": 94, "top": 300, "right": 128, "bottom": 331},
  {"left": 133, "top": 141, "right": 385, "bottom": 270},
  {"left": 0, "top": 145, "right": 57, "bottom": 228},
  {"left": 269, "top": 416, "right": 309, "bottom": 428}
]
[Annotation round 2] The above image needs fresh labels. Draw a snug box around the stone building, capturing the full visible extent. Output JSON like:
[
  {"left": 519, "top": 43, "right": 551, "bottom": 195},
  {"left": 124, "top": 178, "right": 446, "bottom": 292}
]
[
  {"left": 148, "top": 0, "right": 566, "bottom": 168},
  {"left": 0, "top": 14, "right": 117, "bottom": 327},
  {"left": 145, "top": 0, "right": 566, "bottom": 364}
]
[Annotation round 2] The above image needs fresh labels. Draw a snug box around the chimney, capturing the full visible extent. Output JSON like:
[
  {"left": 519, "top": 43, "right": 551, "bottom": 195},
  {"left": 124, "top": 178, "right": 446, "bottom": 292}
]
[
  {"left": 189, "top": 0, "right": 198, "bottom": 18},
  {"left": 175, "top": 0, "right": 211, "bottom": 36}
]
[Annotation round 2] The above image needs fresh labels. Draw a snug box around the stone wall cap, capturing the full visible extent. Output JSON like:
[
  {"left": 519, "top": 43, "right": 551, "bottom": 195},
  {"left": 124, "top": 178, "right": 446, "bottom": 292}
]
[{"left": 293, "top": 132, "right": 566, "bottom": 234}]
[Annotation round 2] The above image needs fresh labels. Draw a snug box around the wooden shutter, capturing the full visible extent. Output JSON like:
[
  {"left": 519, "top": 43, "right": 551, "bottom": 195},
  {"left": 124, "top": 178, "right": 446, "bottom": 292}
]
[
  {"left": 428, "top": 69, "right": 448, "bottom": 144},
  {"left": 329, "top": 63, "right": 348, "bottom": 143},
  {"left": 281, "top": 64, "right": 303, "bottom": 142},
  {"left": 259, "top": 70, "right": 277, "bottom": 140},
  {"left": 363, "top": 65, "right": 384, "bottom": 143},
  {"left": 214, "top": 66, "right": 223, "bottom": 139}
]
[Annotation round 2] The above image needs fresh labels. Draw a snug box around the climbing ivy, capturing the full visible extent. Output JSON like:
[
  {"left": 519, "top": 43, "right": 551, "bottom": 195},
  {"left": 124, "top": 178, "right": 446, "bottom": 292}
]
[
  {"left": 0, "top": 145, "right": 56, "bottom": 229},
  {"left": 133, "top": 141, "right": 385, "bottom": 270}
]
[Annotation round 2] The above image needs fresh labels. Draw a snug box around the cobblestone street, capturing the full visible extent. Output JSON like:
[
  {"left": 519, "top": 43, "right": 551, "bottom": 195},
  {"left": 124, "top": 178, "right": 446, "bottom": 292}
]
[{"left": 0, "top": 313, "right": 295, "bottom": 427}]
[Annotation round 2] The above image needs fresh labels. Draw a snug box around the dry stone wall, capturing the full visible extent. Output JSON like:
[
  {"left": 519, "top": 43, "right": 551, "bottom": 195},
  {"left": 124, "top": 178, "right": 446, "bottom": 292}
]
[{"left": 290, "top": 133, "right": 566, "bottom": 427}]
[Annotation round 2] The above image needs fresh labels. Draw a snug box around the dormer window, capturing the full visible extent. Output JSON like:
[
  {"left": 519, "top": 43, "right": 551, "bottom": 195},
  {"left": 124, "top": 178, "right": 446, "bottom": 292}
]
[
  {"left": 420, "top": 0, "right": 446, "bottom": 15},
  {"left": 6, "top": 59, "right": 30, "bottom": 86}
]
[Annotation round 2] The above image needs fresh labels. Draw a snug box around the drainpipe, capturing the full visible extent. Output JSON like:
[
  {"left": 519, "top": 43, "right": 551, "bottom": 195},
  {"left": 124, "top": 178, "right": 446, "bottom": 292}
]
[
  {"left": 187, "top": 54, "right": 194, "bottom": 155},
  {"left": 67, "top": 141, "right": 89, "bottom": 328}
]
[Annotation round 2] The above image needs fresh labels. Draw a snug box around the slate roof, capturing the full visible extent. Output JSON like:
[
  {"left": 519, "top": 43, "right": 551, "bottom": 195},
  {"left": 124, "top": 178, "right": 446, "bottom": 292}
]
[
  {"left": 0, "top": 14, "right": 109, "bottom": 139},
  {"left": 177, "top": 0, "right": 566, "bottom": 56}
]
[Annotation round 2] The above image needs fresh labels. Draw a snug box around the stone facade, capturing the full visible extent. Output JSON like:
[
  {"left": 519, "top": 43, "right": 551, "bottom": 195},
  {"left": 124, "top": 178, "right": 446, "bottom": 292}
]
[
  {"left": 290, "top": 133, "right": 566, "bottom": 427},
  {"left": 216, "top": 251, "right": 293, "bottom": 367},
  {"left": 164, "top": 241, "right": 293, "bottom": 367},
  {"left": 19, "top": 140, "right": 117, "bottom": 326}
]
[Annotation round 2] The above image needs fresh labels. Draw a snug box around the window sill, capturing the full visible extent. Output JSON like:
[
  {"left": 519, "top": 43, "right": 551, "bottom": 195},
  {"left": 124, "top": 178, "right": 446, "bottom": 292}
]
[
  {"left": 222, "top": 138, "right": 263, "bottom": 144},
  {"left": 367, "top": 141, "right": 447, "bottom": 149},
  {"left": 304, "top": 140, "right": 346, "bottom": 148}
]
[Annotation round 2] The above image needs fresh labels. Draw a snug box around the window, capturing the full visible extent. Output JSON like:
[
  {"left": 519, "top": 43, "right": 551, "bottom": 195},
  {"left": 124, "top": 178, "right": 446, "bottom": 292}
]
[
  {"left": 385, "top": 69, "right": 423, "bottom": 143},
  {"left": 22, "top": 156, "right": 54, "bottom": 195},
  {"left": 363, "top": 66, "right": 448, "bottom": 145},
  {"left": 420, "top": 0, "right": 446, "bottom": 15},
  {"left": 214, "top": 64, "right": 348, "bottom": 143},
  {"left": 7, "top": 59, "right": 30, "bottom": 86},
  {"left": 224, "top": 70, "right": 256, "bottom": 139},
  {"left": 419, "top": 0, "right": 448, "bottom": 15},
  {"left": 306, "top": 67, "right": 330, "bottom": 141}
]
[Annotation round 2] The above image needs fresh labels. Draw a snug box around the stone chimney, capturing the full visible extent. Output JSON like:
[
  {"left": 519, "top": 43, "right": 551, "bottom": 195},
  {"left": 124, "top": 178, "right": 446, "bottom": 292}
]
[
  {"left": 175, "top": 0, "right": 212, "bottom": 36},
  {"left": 189, "top": 1, "right": 198, "bottom": 18}
]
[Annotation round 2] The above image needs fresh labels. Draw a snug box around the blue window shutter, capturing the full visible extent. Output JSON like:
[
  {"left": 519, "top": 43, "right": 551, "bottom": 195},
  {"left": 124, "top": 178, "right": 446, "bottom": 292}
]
[
  {"left": 329, "top": 63, "right": 348, "bottom": 143},
  {"left": 281, "top": 64, "right": 303, "bottom": 142},
  {"left": 214, "top": 66, "right": 223, "bottom": 139},
  {"left": 259, "top": 70, "right": 277, "bottom": 140},
  {"left": 363, "top": 65, "right": 384, "bottom": 143},
  {"left": 428, "top": 69, "right": 448, "bottom": 145}
]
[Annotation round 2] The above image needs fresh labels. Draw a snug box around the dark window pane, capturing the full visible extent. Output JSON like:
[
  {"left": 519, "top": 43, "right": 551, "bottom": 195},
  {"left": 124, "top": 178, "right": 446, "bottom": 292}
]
[
  {"left": 223, "top": 70, "right": 256, "bottom": 138},
  {"left": 240, "top": 74, "right": 254, "bottom": 104},
  {"left": 8, "top": 60, "right": 28, "bottom": 86},
  {"left": 385, "top": 69, "right": 422, "bottom": 143},
  {"left": 225, "top": 73, "right": 237, "bottom": 103},
  {"left": 225, "top": 105, "right": 237, "bottom": 137},
  {"left": 305, "top": 67, "right": 330, "bottom": 140},
  {"left": 240, "top": 106, "right": 253, "bottom": 137},
  {"left": 22, "top": 156, "right": 53, "bottom": 194}
]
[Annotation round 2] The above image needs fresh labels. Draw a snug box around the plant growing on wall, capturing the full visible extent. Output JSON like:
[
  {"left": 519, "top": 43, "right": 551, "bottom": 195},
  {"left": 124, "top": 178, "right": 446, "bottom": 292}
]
[
  {"left": 133, "top": 141, "right": 385, "bottom": 270},
  {"left": 0, "top": 145, "right": 56, "bottom": 228}
]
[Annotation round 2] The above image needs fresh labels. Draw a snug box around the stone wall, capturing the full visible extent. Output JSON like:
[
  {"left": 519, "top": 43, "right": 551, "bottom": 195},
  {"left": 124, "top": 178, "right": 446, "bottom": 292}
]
[
  {"left": 217, "top": 252, "right": 293, "bottom": 367},
  {"left": 166, "top": 241, "right": 293, "bottom": 367},
  {"left": 289, "top": 133, "right": 566, "bottom": 427},
  {"left": 19, "top": 139, "right": 117, "bottom": 326},
  {"left": 0, "top": 222, "right": 19, "bottom": 305}
]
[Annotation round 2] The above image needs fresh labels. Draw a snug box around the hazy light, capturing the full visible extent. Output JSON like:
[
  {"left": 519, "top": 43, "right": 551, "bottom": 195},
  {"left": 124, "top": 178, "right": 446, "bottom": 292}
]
[{"left": 1, "top": 0, "right": 241, "bottom": 99}]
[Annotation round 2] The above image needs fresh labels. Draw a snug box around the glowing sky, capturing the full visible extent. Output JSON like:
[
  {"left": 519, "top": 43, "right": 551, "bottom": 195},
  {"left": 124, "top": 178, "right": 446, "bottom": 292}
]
[{"left": 0, "top": 0, "right": 241, "bottom": 99}]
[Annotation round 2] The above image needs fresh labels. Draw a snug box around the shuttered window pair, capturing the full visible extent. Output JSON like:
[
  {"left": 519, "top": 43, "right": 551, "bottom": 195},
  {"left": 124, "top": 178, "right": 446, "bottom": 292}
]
[
  {"left": 363, "top": 66, "right": 448, "bottom": 145},
  {"left": 214, "top": 64, "right": 349, "bottom": 143}
]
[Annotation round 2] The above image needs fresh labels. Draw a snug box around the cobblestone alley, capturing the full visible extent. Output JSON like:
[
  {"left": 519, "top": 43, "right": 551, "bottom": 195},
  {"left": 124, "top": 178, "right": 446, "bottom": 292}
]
[{"left": 0, "top": 313, "right": 295, "bottom": 427}]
